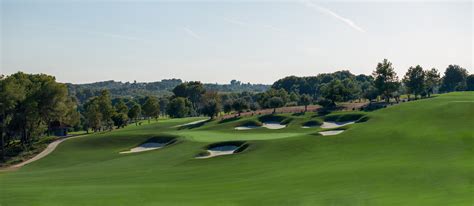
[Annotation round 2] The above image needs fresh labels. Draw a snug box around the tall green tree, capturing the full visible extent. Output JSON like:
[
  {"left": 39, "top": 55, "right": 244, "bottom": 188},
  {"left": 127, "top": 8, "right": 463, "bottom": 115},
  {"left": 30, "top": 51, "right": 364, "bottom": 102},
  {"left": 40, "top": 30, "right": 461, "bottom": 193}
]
[
  {"left": 113, "top": 99, "right": 129, "bottom": 128},
  {"left": 84, "top": 97, "right": 102, "bottom": 132},
  {"left": 97, "top": 90, "right": 114, "bottom": 130},
  {"left": 440, "top": 65, "right": 468, "bottom": 92},
  {"left": 167, "top": 97, "right": 191, "bottom": 118},
  {"left": 424, "top": 68, "right": 441, "bottom": 97},
  {"left": 267, "top": 97, "right": 284, "bottom": 113},
  {"left": 320, "top": 79, "right": 346, "bottom": 106},
  {"left": 1, "top": 72, "right": 79, "bottom": 153},
  {"left": 159, "top": 97, "right": 169, "bottom": 116},
  {"left": 223, "top": 100, "right": 233, "bottom": 114},
  {"left": 258, "top": 88, "right": 289, "bottom": 109},
  {"left": 112, "top": 113, "right": 128, "bottom": 128},
  {"left": 0, "top": 75, "right": 26, "bottom": 160},
  {"left": 201, "top": 100, "right": 221, "bottom": 119},
  {"left": 61, "top": 97, "right": 81, "bottom": 130},
  {"left": 115, "top": 99, "right": 129, "bottom": 114},
  {"left": 142, "top": 96, "right": 160, "bottom": 123},
  {"left": 17, "top": 73, "right": 72, "bottom": 147},
  {"left": 232, "top": 98, "right": 249, "bottom": 116},
  {"left": 341, "top": 78, "right": 361, "bottom": 101},
  {"left": 403, "top": 65, "right": 425, "bottom": 99},
  {"left": 172, "top": 81, "right": 205, "bottom": 111},
  {"left": 299, "top": 94, "right": 312, "bottom": 112},
  {"left": 128, "top": 102, "right": 141, "bottom": 126},
  {"left": 373, "top": 59, "right": 400, "bottom": 102},
  {"left": 466, "top": 75, "right": 474, "bottom": 91},
  {"left": 363, "top": 85, "right": 379, "bottom": 102}
]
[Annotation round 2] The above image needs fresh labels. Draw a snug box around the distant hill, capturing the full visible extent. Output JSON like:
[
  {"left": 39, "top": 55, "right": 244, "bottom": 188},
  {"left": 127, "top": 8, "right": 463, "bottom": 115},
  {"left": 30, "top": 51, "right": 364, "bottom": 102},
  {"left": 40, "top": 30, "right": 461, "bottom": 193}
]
[{"left": 67, "top": 79, "right": 270, "bottom": 103}]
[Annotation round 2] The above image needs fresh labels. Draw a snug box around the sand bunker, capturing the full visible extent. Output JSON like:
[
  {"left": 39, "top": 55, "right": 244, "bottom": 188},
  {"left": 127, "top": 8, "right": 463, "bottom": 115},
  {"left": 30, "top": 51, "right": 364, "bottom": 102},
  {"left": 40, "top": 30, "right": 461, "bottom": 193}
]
[
  {"left": 196, "top": 145, "right": 239, "bottom": 159},
  {"left": 318, "top": 130, "right": 344, "bottom": 136},
  {"left": 262, "top": 122, "right": 286, "bottom": 129},
  {"left": 235, "top": 122, "right": 286, "bottom": 130},
  {"left": 235, "top": 126, "right": 260, "bottom": 130},
  {"left": 321, "top": 121, "right": 355, "bottom": 129},
  {"left": 120, "top": 142, "right": 166, "bottom": 154}
]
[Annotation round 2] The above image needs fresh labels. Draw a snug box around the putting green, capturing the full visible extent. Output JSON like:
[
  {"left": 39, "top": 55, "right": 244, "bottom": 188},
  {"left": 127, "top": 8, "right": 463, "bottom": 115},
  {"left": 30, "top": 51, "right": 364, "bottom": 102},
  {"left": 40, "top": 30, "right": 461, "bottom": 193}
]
[{"left": 0, "top": 92, "right": 473, "bottom": 205}]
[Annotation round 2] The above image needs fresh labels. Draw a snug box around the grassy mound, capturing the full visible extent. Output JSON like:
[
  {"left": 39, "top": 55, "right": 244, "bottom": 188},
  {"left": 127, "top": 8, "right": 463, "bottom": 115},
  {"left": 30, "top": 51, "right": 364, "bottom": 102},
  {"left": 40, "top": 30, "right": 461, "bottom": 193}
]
[{"left": 324, "top": 112, "right": 367, "bottom": 122}]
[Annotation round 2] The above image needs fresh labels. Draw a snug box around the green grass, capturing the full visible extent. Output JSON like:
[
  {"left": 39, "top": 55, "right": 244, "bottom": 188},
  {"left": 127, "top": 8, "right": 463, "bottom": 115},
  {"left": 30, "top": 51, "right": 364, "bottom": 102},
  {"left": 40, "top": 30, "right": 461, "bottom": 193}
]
[{"left": 0, "top": 92, "right": 473, "bottom": 205}]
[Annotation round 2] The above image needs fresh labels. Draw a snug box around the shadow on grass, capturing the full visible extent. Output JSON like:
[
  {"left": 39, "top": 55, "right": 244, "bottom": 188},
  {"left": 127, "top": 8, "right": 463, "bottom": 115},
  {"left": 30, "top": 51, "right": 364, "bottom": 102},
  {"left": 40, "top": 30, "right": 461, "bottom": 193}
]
[
  {"left": 143, "top": 135, "right": 178, "bottom": 146},
  {"left": 177, "top": 119, "right": 211, "bottom": 130},
  {"left": 218, "top": 116, "right": 241, "bottom": 124}
]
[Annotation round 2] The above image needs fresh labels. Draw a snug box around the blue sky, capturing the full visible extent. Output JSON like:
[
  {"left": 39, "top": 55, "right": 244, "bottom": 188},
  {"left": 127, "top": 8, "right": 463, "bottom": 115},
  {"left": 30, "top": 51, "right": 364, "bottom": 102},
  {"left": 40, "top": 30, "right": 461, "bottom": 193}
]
[{"left": 1, "top": 0, "right": 472, "bottom": 84}]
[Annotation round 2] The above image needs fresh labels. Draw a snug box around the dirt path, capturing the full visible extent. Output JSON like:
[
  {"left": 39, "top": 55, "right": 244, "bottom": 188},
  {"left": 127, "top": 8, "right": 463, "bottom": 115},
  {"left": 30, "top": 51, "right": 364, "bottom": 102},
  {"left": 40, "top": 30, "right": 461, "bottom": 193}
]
[{"left": 1, "top": 134, "right": 86, "bottom": 172}]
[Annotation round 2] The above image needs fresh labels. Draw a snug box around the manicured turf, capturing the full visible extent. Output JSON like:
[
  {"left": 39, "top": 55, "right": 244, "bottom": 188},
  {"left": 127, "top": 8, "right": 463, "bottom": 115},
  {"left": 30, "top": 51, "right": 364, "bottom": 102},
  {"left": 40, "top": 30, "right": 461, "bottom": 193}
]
[{"left": 0, "top": 92, "right": 473, "bottom": 205}]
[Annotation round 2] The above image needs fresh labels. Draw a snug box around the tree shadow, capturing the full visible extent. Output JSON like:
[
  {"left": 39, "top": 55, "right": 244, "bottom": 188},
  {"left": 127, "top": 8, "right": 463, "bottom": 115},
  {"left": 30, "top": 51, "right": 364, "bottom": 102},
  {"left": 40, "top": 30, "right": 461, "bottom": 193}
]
[{"left": 218, "top": 116, "right": 241, "bottom": 124}]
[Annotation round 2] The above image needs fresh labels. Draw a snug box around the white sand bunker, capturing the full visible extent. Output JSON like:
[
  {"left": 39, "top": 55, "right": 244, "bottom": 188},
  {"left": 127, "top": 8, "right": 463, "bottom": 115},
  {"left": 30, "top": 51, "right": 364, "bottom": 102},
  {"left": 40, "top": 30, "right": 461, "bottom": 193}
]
[
  {"left": 318, "top": 130, "right": 344, "bottom": 136},
  {"left": 235, "top": 126, "right": 260, "bottom": 130},
  {"left": 262, "top": 122, "right": 286, "bottom": 129},
  {"left": 196, "top": 145, "right": 239, "bottom": 159},
  {"left": 120, "top": 142, "right": 166, "bottom": 154},
  {"left": 321, "top": 121, "right": 355, "bottom": 129},
  {"left": 235, "top": 122, "right": 286, "bottom": 130}
]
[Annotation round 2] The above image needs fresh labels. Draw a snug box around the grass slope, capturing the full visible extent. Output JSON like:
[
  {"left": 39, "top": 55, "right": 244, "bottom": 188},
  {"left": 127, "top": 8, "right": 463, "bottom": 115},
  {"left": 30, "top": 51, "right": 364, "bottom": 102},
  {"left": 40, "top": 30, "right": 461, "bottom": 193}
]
[{"left": 0, "top": 92, "right": 473, "bottom": 205}]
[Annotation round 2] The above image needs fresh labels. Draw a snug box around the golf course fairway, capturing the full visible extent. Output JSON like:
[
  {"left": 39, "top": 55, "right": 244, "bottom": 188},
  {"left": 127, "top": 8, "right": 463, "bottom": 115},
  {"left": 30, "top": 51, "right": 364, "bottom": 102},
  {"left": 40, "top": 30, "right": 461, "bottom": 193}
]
[{"left": 0, "top": 92, "right": 473, "bottom": 205}]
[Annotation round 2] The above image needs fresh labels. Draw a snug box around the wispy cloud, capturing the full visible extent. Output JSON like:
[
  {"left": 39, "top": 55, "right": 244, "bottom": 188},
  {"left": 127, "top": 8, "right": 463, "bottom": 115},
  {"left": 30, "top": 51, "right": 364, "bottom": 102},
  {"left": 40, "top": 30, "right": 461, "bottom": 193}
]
[
  {"left": 303, "top": 0, "right": 365, "bottom": 33},
  {"left": 182, "top": 26, "right": 201, "bottom": 40}
]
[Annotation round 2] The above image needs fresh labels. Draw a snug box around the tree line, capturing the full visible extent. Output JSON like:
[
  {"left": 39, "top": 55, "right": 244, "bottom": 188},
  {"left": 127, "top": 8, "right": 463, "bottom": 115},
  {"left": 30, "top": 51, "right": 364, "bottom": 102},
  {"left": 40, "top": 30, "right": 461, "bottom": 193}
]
[
  {"left": 68, "top": 79, "right": 270, "bottom": 104},
  {"left": 272, "top": 60, "right": 473, "bottom": 105}
]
